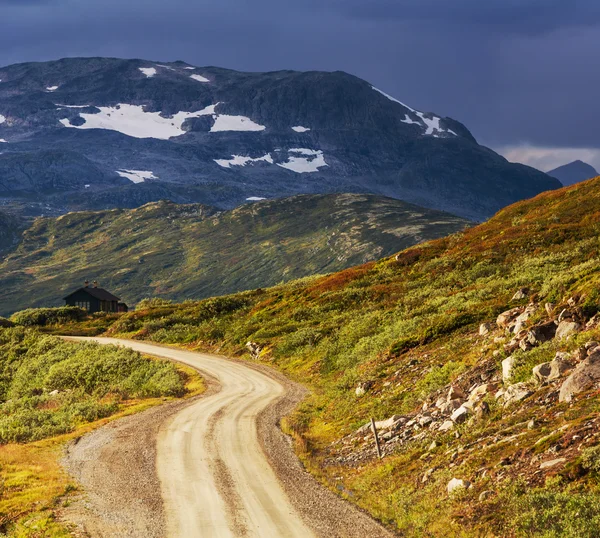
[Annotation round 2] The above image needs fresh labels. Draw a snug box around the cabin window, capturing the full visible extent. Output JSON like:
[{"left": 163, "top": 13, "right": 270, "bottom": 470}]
[{"left": 75, "top": 301, "right": 90, "bottom": 311}]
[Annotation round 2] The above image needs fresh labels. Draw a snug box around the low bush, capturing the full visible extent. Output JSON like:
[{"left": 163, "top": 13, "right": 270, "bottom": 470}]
[{"left": 10, "top": 306, "right": 87, "bottom": 327}]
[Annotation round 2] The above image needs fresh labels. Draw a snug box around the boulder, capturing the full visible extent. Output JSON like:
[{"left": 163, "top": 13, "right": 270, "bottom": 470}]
[
  {"left": 532, "top": 356, "right": 572, "bottom": 384},
  {"left": 513, "top": 305, "right": 538, "bottom": 334},
  {"left": 475, "top": 401, "right": 490, "bottom": 419},
  {"left": 447, "top": 385, "right": 466, "bottom": 401},
  {"left": 451, "top": 406, "right": 470, "bottom": 424},
  {"left": 479, "top": 322, "right": 495, "bottom": 336},
  {"left": 439, "top": 420, "right": 454, "bottom": 432},
  {"left": 496, "top": 307, "right": 525, "bottom": 329},
  {"left": 440, "top": 399, "right": 464, "bottom": 415},
  {"left": 511, "top": 287, "right": 529, "bottom": 301},
  {"left": 355, "top": 380, "right": 374, "bottom": 397},
  {"left": 447, "top": 478, "right": 471, "bottom": 495},
  {"left": 545, "top": 303, "right": 556, "bottom": 317},
  {"left": 502, "top": 383, "right": 533, "bottom": 406},
  {"left": 246, "top": 341, "right": 263, "bottom": 360},
  {"left": 419, "top": 416, "right": 433, "bottom": 427},
  {"left": 539, "top": 458, "right": 566, "bottom": 470},
  {"left": 375, "top": 415, "right": 404, "bottom": 431},
  {"left": 467, "top": 383, "right": 494, "bottom": 404},
  {"left": 559, "top": 352, "right": 600, "bottom": 402},
  {"left": 526, "top": 321, "right": 557, "bottom": 346},
  {"left": 556, "top": 321, "right": 581, "bottom": 340},
  {"left": 502, "top": 356, "right": 516, "bottom": 382}
]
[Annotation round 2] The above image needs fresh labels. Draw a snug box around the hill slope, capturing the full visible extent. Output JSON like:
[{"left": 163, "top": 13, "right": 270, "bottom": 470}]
[
  {"left": 100, "top": 176, "right": 600, "bottom": 536},
  {"left": 0, "top": 57, "right": 560, "bottom": 221},
  {"left": 548, "top": 159, "right": 599, "bottom": 186},
  {"left": 0, "top": 193, "right": 469, "bottom": 316}
]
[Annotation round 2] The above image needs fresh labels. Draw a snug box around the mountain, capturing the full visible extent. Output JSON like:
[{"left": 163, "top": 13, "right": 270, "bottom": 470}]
[
  {"left": 0, "top": 209, "right": 25, "bottom": 255},
  {"left": 0, "top": 57, "right": 560, "bottom": 221},
  {"left": 97, "top": 177, "right": 600, "bottom": 536},
  {"left": 0, "top": 193, "right": 470, "bottom": 315},
  {"left": 547, "top": 159, "right": 598, "bottom": 186}
]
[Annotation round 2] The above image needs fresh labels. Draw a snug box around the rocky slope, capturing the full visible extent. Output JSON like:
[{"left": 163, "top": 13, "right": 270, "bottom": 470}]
[
  {"left": 0, "top": 57, "right": 560, "bottom": 221},
  {"left": 0, "top": 193, "right": 469, "bottom": 315},
  {"left": 548, "top": 160, "right": 599, "bottom": 186},
  {"left": 93, "top": 176, "right": 600, "bottom": 536}
]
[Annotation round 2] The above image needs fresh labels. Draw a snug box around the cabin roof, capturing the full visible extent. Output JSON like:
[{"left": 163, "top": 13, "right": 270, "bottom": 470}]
[{"left": 64, "top": 287, "right": 121, "bottom": 301}]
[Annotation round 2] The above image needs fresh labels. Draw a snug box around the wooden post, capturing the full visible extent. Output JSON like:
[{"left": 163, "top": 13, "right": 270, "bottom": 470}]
[{"left": 370, "top": 417, "right": 382, "bottom": 459}]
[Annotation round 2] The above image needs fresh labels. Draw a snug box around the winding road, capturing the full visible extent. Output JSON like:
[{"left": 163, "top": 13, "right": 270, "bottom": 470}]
[{"left": 65, "top": 338, "right": 395, "bottom": 538}]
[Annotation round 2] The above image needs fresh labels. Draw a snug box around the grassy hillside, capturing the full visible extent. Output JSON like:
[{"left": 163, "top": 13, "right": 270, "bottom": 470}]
[
  {"left": 101, "top": 177, "right": 600, "bottom": 536},
  {"left": 0, "top": 327, "right": 202, "bottom": 536},
  {"left": 0, "top": 194, "right": 469, "bottom": 316},
  {"left": 0, "top": 210, "right": 25, "bottom": 256}
]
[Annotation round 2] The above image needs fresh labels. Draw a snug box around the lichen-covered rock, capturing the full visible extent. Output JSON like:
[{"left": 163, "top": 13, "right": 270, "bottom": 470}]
[
  {"left": 533, "top": 355, "right": 572, "bottom": 384},
  {"left": 559, "top": 352, "right": 600, "bottom": 402},
  {"left": 556, "top": 320, "right": 582, "bottom": 340},
  {"left": 479, "top": 322, "right": 495, "bottom": 336},
  {"left": 451, "top": 405, "right": 470, "bottom": 424},
  {"left": 502, "top": 383, "right": 533, "bottom": 406},
  {"left": 502, "top": 356, "right": 516, "bottom": 382},
  {"left": 526, "top": 321, "right": 557, "bottom": 346},
  {"left": 447, "top": 477, "right": 471, "bottom": 495},
  {"left": 496, "top": 307, "right": 525, "bottom": 329}
]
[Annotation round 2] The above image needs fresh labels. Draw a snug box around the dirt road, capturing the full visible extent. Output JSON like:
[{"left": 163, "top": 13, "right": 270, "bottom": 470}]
[{"left": 64, "top": 338, "right": 395, "bottom": 538}]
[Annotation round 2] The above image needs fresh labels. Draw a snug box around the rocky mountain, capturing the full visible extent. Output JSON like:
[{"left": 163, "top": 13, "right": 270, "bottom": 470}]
[
  {"left": 0, "top": 193, "right": 470, "bottom": 315},
  {"left": 0, "top": 57, "right": 560, "bottom": 221},
  {"left": 547, "top": 160, "right": 598, "bottom": 186}
]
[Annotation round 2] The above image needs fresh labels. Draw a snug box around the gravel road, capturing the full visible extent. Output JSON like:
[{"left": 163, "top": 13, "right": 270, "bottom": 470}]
[{"left": 63, "top": 338, "right": 396, "bottom": 538}]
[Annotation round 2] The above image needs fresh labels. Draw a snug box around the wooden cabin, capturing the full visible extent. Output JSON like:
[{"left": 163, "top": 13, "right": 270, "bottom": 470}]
[{"left": 64, "top": 281, "right": 127, "bottom": 313}]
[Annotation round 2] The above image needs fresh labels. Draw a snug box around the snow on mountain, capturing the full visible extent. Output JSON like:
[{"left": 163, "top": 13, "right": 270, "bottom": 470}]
[
  {"left": 139, "top": 67, "right": 157, "bottom": 78},
  {"left": 277, "top": 148, "right": 328, "bottom": 173},
  {"left": 0, "top": 57, "right": 561, "bottom": 221},
  {"left": 60, "top": 103, "right": 217, "bottom": 139},
  {"left": 215, "top": 154, "right": 274, "bottom": 168},
  {"left": 190, "top": 74, "right": 210, "bottom": 83},
  {"left": 116, "top": 169, "right": 158, "bottom": 183}
]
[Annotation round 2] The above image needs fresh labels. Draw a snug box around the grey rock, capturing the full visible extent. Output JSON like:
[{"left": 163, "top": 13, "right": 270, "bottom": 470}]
[
  {"left": 479, "top": 322, "right": 495, "bottom": 336},
  {"left": 451, "top": 406, "right": 470, "bottom": 424},
  {"left": 502, "top": 356, "right": 516, "bottom": 382},
  {"left": 502, "top": 383, "right": 533, "bottom": 406},
  {"left": 526, "top": 321, "right": 557, "bottom": 346},
  {"left": 532, "top": 356, "right": 572, "bottom": 384},
  {"left": 556, "top": 320, "right": 581, "bottom": 340},
  {"left": 447, "top": 477, "right": 471, "bottom": 495},
  {"left": 559, "top": 352, "right": 600, "bottom": 402}
]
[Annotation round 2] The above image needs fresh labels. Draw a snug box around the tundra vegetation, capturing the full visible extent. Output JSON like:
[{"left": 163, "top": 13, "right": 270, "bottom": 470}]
[
  {"left": 0, "top": 328, "right": 201, "bottom": 536},
  {"left": 77, "top": 176, "right": 600, "bottom": 536}
]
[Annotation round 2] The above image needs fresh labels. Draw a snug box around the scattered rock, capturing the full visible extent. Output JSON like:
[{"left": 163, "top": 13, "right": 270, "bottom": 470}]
[
  {"left": 513, "top": 304, "right": 538, "bottom": 334},
  {"left": 502, "top": 356, "right": 516, "bottom": 382},
  {"left": 245, "top": 341, "right": 263, "bottom": 360},
  {"left": 502, "top": 383, "right": 533, "bottom": 406},
  {"left": 447, "top": 386, "right": 466, "bottom": 401},
  {"left": 451, "top": 406, "right": 470, "bottom": 424},
  {"left": 526, "top": 321, "right": 557, "bottom": 346},
  {"left": 439, "top": 420, "right": 454, "bottom": 432},
  {"left": 419, "top": 416, "right": 433, "bottom": 427},
  {"left": 511, "top": 287, "right": 529, "bottom": 301},
  {"left": 447, "top": 478, "right": 471, "bottom": 495},
  {"left": 496, "top": 307, "right": 525, "bottom": 330},
  {"left": 539, "top": 458, "right": 566, "bottom": 470},
  {"left": 555, "top": 320, "right": 581, "bottom": 340},
  {"left": 527, "top": 418, "right": 537, "bottom": 430},
  {"left": 559, "top": 352, "right": 600, "bottom": 402},
  {"left": 532, "top": 355, "right": 572, "bottom": 384},
  {"left": 475, "top": 401, "right": 490, "bottom": 419},
  {"left": 355, "top": 380, "right": 374, "bottom": 397},
  {"left": 479, "top": 322, "right": 495, "bottom": 336},
  {"left": 479, "top": 490, "right": 494, "bottom": 502},
  {"left": 545, "top": 303, "right": 555, "bottom": 317},
  {"left": 49, "top": 389, "right": 60, "bottom": 396},
  {"left": 440, "top": 399, "right": 464, "bottom": 414}
]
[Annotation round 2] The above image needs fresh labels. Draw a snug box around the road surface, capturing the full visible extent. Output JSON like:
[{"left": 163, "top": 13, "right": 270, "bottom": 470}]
[{"left": 66, "top": 337, "right": 396, "bottom": 538}]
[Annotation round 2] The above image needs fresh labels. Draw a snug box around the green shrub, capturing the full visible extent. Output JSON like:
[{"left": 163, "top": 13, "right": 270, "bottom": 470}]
[
  {"left": 136, "top": 297, "right": 173, "bottom": 310},
  {"left": 10, "top": 307, "right": 87, "bottom": 327},
  {"left": 0, "top": 317, "right": 14, "bottom": 328},
  {"left": 581, "top": 444, "right": 600, "bottom": 473}
]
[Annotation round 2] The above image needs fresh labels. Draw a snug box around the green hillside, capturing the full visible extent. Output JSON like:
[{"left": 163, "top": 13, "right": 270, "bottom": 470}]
[
  {"left": 0, "top": 194, "right": 469, "bottom": 316},
  {"left": 99, "top": 177, "right": 600, "bottom": 536}
]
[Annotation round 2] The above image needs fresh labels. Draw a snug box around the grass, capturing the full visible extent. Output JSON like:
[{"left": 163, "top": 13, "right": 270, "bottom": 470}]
[{"left": 0, "top": 194, "right": 470, "bottom": 317}]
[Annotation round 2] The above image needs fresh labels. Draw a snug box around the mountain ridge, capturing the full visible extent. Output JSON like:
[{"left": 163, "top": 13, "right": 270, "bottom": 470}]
[
  {"left": 548, "top": 159, "right": 598, "bottom": 186},
  {"left": 0, "top": 57, "right": 560, "bottom": 221}
]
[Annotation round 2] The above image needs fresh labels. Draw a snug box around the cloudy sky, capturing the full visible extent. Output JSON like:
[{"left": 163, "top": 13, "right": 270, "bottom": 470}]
[{"left": 1, "top": 0, "right": 599, "bottom": 171}]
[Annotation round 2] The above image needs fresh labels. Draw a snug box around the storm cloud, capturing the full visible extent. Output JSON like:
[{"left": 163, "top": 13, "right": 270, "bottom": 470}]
[{"left": 1, "top": 0, "right": 599, "bottom": 168}]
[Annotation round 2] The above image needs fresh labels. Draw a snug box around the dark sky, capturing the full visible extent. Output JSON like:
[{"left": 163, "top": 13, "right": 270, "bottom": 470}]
[{"left": 2, "top": 0, "right": 599, "bottom": 170}]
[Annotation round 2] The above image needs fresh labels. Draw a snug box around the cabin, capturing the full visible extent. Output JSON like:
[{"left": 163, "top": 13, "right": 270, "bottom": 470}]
[{"left": 64, "top": 281, "right": 128, "bottom": 314}]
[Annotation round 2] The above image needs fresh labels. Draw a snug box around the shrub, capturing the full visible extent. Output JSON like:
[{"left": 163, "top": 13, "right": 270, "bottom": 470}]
[
  {"left": 136, "top": 297, "right": 173, "bottom": 310},
  {"left": 581, "top": 444, "right": 600, "bottom": 473},
  {"left": 0, "top": 317, "right": 14, "bottom": 328},
  {"left": 10, "top": 307, "right": 87, "bottom": 327}
]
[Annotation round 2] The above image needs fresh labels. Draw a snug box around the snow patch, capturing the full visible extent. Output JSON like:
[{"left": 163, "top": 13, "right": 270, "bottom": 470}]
[
  {"left": 139, "top": 67, "right": 157, "bottom": 78},
  {"left": 116, "top": 169, "right": 158, "bottom": 184},
  {"left": 184, "top": 67, "right": 196, "bottom": 70},
  {"left": 211, "top": 115, "right": 266, "bottom": 132},
  {"left": 84, "top": 184, "right": 90, "bottom": 188},
  {"left": 0, "top": 115, "right": 5, "bottom": 124},
  {"left": 0, "top": 139, "right": 7, "bottom": 143},
  {"left": 46, "top": 85, "right": 59, "bottom": 92},
  {"left": 56, "top": 104, "right": 90, "bottom": 109},
  {"left": 190, "top": 74, "right": 210, "bottom": 83},
  {"left": 246, "top": 197, "right": 266, "bottom": 201},
  {"left": 277, "top": 148, "right": 328, "bottom": 173},
  {"left": 292, "top": 126, "right": 311, "bottom": 133},
  {"left": 372, "top": 86, "right": 457, "bottom": 137},
  {"left": 60, "top": 103, "right": 217, "bottom": 139},
  {"left": 215, "top": 154, "right": 273, "bottom": 168}
]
